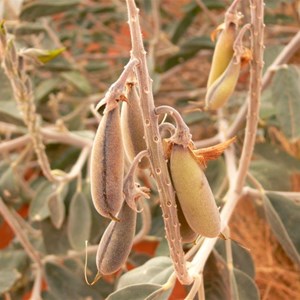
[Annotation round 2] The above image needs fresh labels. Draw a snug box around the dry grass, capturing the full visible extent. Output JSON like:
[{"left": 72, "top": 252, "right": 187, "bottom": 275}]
[{"left": 230, "top": 196, "right": 300, "bottom": 300}]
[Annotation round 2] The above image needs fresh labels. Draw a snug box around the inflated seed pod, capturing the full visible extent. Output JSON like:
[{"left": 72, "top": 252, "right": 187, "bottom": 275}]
[
  {"left": 176, "top": 196, "right": 198, "bottom": 243},
  {"left": 206, "top": 22, "right": 236, "bottom": 89},
  {"left": 121, "top": 83, "right": 149, "bottom": 169},
  {"left": 90, "top": 102, "right": 124, "bottom": 221},
  {"left": 205, "top": 56, "right": 240, "bottom": 110},
  {"left": 96, "top": 201, "right": 136, "bottom": 276},
  {"left": 170, "top": 144, "right": 220, "bottom": 238},
  {"left": 205, "top": 48, "right": 251, "bottom": 110}
]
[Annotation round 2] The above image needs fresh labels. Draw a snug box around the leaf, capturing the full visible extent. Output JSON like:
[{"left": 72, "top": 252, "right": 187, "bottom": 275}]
[
  {"left": 0, "top": 269, "right": 21, "bottom": 294},
  {"left": 67, "top": 192, "right": 92, "bottom": 250},
  {"left": 35, "top": 78, "right": 62, "bottom": 103},
  {"left": 0, "top": 166, "right": 21, "bottom": 201},
  {"left": 40, "top": 219, "right": 71, "bottom": 255},
  {"left": 44, "top": 261, "right": 101, "bottom": 300},
  {"left": 0, "top": 249, "right": 28, "bottom": 272},
  {"left": 61, "top": 71, "right": 92, "bottom": 94},
  {"left": 106, "top": 284, "right": 167, "bottom": 300},
  {"left": 48, "top": 184, "right": 68, "bottom": 229},
  {"left": 204, "top": 251, "right": 231, "bottom": 300},
  {"left": 15, "top": 22, "right": 46, "bottom": 36},
  {"left": 249, "top": 160, "right": 291, "bottom": 191},
  {"left": 20, "top": 0, "right": 81, "bottom": 21},
  {"left": 215, "top": 240, "right": 255, "bottom": 278},
  {"left": 117, "top": 256, "right": 173, "bottom": 289},
  {"left": 234, "top": 268, "right": 260, "bottom": 300},
  {"left": 271, "top": 65, "right": 300, "bottom": 141},
  {"left": 0, "top": 101, "right": 24, "bottom": 126},
  {"left": 29, "top": 181, "right": 54, "bottom": 222},
  {"left": 263, "top": 193, "right": 300, "bottom": 266},
  {"left": 163, "top": 36, "right": 213, "bottom": 71}
]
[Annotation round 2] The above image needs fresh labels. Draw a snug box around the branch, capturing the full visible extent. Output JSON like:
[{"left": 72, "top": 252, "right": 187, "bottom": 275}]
[
  {"left": 125, "top": 0, "right": 192, "bottom": 285},
  {"left": 195, "top": 30, "right": 300, "bottom": 148},
  {"left": 0, "top": 197, "right": 42, "bottom": 267}
]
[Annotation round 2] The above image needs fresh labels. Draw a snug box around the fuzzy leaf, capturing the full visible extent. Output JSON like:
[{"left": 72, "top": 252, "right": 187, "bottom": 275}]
[
  {"left": 67, "top": 192, "right": 92, "bottom": 250},
  {"left": 61, "top": 71, "right": 92, "bottom": 94},
  {"left": 20, "top": 0, "right": 81, "bottom": 21},
  {"left": 44, "top": 261, "right": 101, "bottom": 300},
  {"left": 107, "top": 284, "right": 167, "bottom": 300},
  {"left": 263, "top": 193, "right": 300, "bottom": 266},
  {"left": 117, "top": 256, "right": 173, "bottom": 289},
  {"left": 271, "top": 65, "right": 300, "bottom": 141},
  {"left": 0, "top": 101, "right": 24, "bottom": 126},
  {"left": 234, "top": 268, "right": 260, "bottom": 300},
  {"left": 0, "top": 269, "right": 21, "bottom": 294}
]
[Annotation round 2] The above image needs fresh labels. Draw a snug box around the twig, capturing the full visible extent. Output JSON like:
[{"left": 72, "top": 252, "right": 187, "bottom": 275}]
[
  {"left": 126, "top": 0, "right": 192, "bottom": 285},
  {"left": 0, "top": 197, "right": 42, "bottom": 267},
  {"left": 0, "top": 128, "right": 92, "bottom": 153},
  {"left": 30, "top": 267, "right": 42, "bottom": 300},
  {"left": 195, "top": 30, "right": 300, "bottom": 148}
]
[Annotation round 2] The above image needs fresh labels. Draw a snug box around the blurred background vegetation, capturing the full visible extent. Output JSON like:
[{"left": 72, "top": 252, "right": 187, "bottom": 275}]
[{"left": 0, "top": 0, "right": 300, "bottom": 299}]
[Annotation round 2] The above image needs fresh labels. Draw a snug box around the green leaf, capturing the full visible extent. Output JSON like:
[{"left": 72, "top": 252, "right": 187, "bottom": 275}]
[
  {"left": 0, "top": 166, "right": 21, "bottom": 201},
  {"left": 117, "top": 256, "right": 173, "bottom": 289},
  {"left": 204, "top": 251, "right": 231, "bottom": 300},
  {"left": 0, "top": 249, "right": 28, "bottom": 272},
  {"left": 163, "top": 36, "right": 213, "bottom": 71},
  {"left": 22, "top": 48, "right": 65, "bottom": 64},
  {"left": 0, "top": 269, "right": 21, "bottom": 294},
  {"left": 263, "top": 193, "right": 300, "bottom": 266},
  {"left": 29, "top": 181, "right": 53, "bottom": 222},
  {"left": 250, "top": 160, "right": 291, "bottom": 191},
  {"left": 234, "top": 268, "right": 260, "bottom": 300},
  {"left": 67, "top": 191, "right": 92, "bottom": 250},
  {"left": 35, "top": 78, "right": 62, "bottom": 103},
  {"left": 0, "top": 101, "right": 24, "bottom": 126},
  {"left": 107, "top": 284, "right": 167, "bottom": 300},
  {"left": 215, "top": 240, "right": 255, "bottom": 278},
  {"left": 44, "top": 261, "right": 101, "bottom": 300},
  {"left": 20, "top": 0, "right": 81, "bottom": 21},
  {"left": 48, "top": 184, "right": 68, "bottom": 229},
  {"left": 61, "top": 71, "right": 92, "bottom": 94},
  {"left": 271, "top": 65, "right": 300, "bottom": 140}
]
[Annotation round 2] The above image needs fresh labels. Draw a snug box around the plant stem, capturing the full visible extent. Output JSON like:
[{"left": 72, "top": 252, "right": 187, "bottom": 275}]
[
  {"left": 125, "top": 0, "right": 192, "bottom": 285},
  {"left": 0, "top": 197, "right": 42, "bottom": 267}
]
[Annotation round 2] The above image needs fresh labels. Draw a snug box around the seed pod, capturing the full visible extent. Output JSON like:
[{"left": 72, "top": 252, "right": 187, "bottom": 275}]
[
  {"left": 121, "top": 83, "right": 149, "bottom": 169},
  {"left": 96, "top": 201, "right": 136, "bottom": 276},
  {"left": 176, "top": 196, "right": 198, "bottom": 243},
  {"left": 206, "top": 22, "right": 237, "bottom": 89},
  {"left": 170, "top": 144, "right": 220, "bottom": 238},
  {"left": 90, "top": 103, "right": 124, "bottom": 221},
  {"left": 205, "top": 57, "right": 240, "bottom": 110},
  {"left": 205, "top": 48, "right": 251, "bottom": 110}
]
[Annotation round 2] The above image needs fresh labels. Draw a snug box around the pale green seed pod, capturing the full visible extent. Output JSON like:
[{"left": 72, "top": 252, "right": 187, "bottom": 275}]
[
  {"left": 170, "top": 144, "right": 220, "bottom": 238},
  {"left": 121, "top": 83, "right": 149, "bottom": 169},
  {"left": 90, "top": 104, "right": 124, "bottom": 221},
  {"left": 176, "top": 196, "right": 198, "bottom": 243},
  {"left": 205, "top": 57, "right": 240, "bottom": 110},
  {"left": 207, "top": 23, "right": 236, "bottom": 89},
  {"left": 96, "top": 201, "right": 136, "bottom": 275}
]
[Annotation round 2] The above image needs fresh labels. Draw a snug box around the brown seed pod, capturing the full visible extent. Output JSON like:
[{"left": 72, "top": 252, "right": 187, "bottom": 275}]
[
  {"left": 176, "top": 196, "right": 198, "bottom": 243},
  {"left": 121, "top": 82, "right": 149, "bottom": 169},
  {"left": 90, "top": 102, "right": 124, "bottom": 221},
  {"left": 170, "top": 144, "right": 221, "bottom": 238},
  {"left": 96, "top": 201, "right": 136, "bottom": 276}
]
